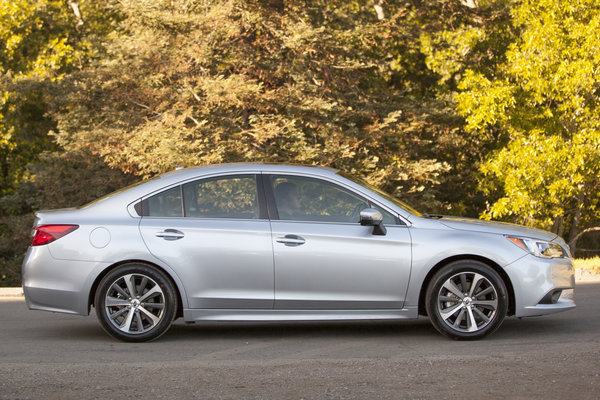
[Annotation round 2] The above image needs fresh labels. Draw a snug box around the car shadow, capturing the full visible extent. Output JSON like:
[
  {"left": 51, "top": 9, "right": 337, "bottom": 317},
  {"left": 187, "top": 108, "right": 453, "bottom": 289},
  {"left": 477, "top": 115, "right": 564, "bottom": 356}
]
[
  {"left": 160, "top": 318, "right": 438, "bottom": 342},
  {"left": 35, "top": 304, "right": 591, "bottom": 343},
  {"left": 37, "top": 314, "right": 586, "bottom": 344}
]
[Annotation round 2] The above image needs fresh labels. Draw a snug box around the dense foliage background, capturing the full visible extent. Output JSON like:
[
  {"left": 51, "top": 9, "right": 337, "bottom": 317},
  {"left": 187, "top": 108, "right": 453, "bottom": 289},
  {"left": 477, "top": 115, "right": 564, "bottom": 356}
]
[{"left": 1, "top": 0, "right": 599, "bottom": 285}]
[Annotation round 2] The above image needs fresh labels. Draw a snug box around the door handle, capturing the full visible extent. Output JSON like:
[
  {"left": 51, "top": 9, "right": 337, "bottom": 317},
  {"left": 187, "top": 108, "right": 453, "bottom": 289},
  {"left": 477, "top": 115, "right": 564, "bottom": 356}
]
[
  {"left": 155, "top": 229, "right": 185, "bottom": 240},
  {"left": 276, "top": 234, "right": 306, "bottom": 246}
]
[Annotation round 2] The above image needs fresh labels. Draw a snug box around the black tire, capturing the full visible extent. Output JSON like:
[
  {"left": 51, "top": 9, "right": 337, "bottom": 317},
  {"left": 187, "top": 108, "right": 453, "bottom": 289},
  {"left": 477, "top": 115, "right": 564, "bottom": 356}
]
[
  {"left": 94, "top": 263, "right": 177, "bottom": 342},
  {"left": 425, "top": 260, "right": 508, "bottom": 340}
]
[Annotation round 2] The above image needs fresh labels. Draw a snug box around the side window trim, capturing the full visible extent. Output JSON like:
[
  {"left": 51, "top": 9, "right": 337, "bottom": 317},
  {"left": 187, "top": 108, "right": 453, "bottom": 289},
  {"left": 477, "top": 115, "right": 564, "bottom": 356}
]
[
  {"left": 261, "top": 173, "right": 280, "bottom": 220},
  {"left": 178, "top": 185, "right": 185, "bottom": 217},
  {"left": 256, "top": 173, "right": 270, "bottom": 220}
]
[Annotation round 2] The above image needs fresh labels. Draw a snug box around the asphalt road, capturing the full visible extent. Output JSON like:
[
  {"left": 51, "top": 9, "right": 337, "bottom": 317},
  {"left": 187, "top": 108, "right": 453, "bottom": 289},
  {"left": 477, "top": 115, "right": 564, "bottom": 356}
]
[{"left": 1, "top": 283, "right": 599, "bottom": 400}]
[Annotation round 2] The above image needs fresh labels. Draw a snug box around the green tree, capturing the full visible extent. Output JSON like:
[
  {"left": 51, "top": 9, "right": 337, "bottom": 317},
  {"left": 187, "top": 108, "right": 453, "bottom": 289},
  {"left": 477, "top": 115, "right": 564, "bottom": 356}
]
[
  {"left": 0, "top": 1, "right": 130, "bottom": 286},
  {"left": 0, "top": 0, "right": 121, "bottom": 196},
  {"left": 418, "top": 0, "right": 518, "bottom": 215},
  {"left": 454, "top": 0, "right": 600, "bottom": 247}
]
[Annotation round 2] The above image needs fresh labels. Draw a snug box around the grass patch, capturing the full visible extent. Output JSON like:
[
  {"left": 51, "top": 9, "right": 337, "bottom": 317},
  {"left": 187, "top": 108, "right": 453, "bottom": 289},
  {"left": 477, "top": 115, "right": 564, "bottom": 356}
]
[{"left": 573, "top": 257, "right": 600, "bottom": 272}]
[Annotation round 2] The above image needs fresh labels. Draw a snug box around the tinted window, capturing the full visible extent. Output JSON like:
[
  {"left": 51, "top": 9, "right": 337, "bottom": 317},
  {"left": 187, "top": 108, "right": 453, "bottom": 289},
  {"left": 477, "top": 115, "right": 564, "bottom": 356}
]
[
  {"left": 337, "top": 171, "right": 422, "bottom": 217},
  {"left": 271, "top": 175, "right": 395, "bottom": 224},
  {"left": 370, "top": 204, "right": 397, "bottom": 225},
  {"left": 182, "top": 175, "right": 259, "bottom": 219},
  {"left": 147, "top": 186, "right": 183, "bottom": 217}
]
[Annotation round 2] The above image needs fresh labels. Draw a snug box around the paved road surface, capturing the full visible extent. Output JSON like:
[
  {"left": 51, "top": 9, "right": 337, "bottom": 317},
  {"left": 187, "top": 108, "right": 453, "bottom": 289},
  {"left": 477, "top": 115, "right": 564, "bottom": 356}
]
[{"left": 1, "top": 283, "right": 599, "bottom": 399}]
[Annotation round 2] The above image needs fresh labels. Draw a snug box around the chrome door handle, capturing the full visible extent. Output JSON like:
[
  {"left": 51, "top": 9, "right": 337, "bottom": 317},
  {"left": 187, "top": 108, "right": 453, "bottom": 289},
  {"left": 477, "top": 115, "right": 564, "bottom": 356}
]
[
  {"left": 155, "top": 229, "right": 185, "bottom": 240},
  {"left": 276, "top": 234, "right": 305, "bottom": 246}
]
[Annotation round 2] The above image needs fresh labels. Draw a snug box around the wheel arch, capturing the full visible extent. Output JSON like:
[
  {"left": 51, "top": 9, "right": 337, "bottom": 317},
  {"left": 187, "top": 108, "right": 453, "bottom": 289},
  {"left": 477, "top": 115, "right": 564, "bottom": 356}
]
[
  {"left": 417, "top": 255, "right": 516, "bottom": 317},
  {"left": 88, "top": 259, "right": 184, "bottom": 319}
]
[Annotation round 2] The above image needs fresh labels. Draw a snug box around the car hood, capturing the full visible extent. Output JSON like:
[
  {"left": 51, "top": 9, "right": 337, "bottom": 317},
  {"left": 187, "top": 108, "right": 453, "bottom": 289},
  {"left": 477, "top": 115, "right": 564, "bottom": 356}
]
[{"left": 438, "top": 216, "right": 558, "bottom": 242}]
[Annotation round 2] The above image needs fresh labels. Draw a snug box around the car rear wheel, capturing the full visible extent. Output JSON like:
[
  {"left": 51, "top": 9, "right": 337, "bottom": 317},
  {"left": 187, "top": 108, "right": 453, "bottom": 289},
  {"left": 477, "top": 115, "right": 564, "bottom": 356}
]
[
  {"left": 94, "top": 263, "right": 177, "bottom": 342},
  {"left": 425, "top": 260, "right": 508, "bottom": 340}
]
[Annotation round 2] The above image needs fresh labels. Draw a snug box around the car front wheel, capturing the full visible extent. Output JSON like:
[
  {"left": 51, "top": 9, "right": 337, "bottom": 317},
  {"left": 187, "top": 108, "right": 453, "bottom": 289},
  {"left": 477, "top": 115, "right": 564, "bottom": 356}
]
[
  {"left": 94, "top": 263, "right": 177, "bottom": 342},
  {"left": 425, "top": 260, "right": 508, "bottom": 340}
]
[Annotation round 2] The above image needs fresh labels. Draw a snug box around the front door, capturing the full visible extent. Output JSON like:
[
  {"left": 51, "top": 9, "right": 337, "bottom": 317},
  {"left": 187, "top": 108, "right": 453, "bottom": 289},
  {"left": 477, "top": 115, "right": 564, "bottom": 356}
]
[{"left": 267, "top": 174, "right": 412, "bottom": 310}]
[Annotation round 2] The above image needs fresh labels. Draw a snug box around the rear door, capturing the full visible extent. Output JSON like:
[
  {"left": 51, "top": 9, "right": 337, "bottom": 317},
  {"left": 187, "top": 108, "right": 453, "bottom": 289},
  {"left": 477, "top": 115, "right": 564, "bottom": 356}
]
[{"left": 139, "top": 174, "right": 274, "bottom": 309}]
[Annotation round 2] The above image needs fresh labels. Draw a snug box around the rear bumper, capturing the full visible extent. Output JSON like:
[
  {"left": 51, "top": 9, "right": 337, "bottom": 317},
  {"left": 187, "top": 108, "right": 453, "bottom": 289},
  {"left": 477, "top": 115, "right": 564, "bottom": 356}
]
[
  {"left": 21, "top": 246, "right": 109, "bottom": 315},
  {"left": 504, "top": 254, "right": 576, "bottom": 317},
  {"left": 23, "top": 285, "right": 84, "bottom": 315}
]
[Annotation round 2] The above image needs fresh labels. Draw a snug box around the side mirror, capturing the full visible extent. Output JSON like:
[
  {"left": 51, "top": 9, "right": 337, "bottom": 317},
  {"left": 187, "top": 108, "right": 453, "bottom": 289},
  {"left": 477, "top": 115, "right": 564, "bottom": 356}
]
[{"left": 359, "top": 208, "right": 387, "bottom": 236}]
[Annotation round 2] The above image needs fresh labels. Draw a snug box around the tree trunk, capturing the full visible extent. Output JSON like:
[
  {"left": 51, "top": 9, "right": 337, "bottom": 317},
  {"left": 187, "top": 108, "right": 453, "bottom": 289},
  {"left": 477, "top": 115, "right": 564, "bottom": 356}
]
[
  {"left": 460, "top": 0, "right": 479, "bottom": 9},
  {"left": 569, "top": 227, "right": 600, "bottom": 254},
  {"left": 373, "top": 0, "right": 385, "bottom": 20},
  {"left": 568, "top": 192, "right": 586, "bottom": 254},
  {"left": 1, "top": 152, "right": 9, "bottom": 195},
  {"left": 552, "top": 214, "right": 564, "bottom": 237},
  {"left": 68, "top": 2, "right": 84, "bottom": 27}
]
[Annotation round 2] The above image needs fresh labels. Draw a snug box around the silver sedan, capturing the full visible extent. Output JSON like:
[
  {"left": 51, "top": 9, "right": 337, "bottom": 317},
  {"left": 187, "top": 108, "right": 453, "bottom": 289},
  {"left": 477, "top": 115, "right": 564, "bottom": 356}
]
[{"left": 22, "top": 164, "right": 575, "bottom": 341}]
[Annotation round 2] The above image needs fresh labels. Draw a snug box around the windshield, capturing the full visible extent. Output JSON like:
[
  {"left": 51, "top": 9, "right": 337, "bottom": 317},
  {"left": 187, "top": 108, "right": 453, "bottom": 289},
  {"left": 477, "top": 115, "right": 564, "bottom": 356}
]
[{"left": 337, "top": 171, "right": 423, "bottom": 217}]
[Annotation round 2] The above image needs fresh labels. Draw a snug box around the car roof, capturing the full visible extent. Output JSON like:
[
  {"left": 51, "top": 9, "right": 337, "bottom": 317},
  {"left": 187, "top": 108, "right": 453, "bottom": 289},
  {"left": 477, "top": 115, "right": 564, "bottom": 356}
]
[
  {"left": 150, "top": 163, "right": 341, "bottom": 189},
  {"left": 158, "top": 163, "right": 338, "bottom": 180},
  {"left": 81, "top": 163, "right": 342, "bottom": 211}
]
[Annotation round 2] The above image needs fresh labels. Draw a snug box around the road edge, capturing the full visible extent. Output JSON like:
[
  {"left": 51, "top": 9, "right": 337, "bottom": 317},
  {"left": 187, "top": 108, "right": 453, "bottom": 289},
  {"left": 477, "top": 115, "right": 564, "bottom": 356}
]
[{"left": 0, "top": 287, "right": 24, "bottom": 297}]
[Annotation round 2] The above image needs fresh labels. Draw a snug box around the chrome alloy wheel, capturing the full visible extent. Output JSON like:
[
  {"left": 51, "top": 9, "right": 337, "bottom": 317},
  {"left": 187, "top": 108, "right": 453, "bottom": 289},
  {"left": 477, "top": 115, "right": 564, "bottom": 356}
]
[
  {"left": 104, "top": 273, "right": 166, "bottom": 334},
  {"left": 437, "top": 272, "right": 499, "bottom": 333}
]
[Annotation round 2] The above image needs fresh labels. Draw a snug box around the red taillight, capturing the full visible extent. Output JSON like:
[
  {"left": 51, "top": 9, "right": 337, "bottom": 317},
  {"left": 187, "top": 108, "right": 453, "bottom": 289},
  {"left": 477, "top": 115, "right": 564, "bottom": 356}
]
[{"left": 31, "top": 225, "right": 79, "bottom": 246}]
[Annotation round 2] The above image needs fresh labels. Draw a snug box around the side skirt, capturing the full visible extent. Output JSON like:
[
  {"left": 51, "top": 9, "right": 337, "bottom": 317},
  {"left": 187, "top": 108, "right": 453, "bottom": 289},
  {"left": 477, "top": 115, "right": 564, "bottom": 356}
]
[{"left": 182, "top": 307, "right": 419, "bottom": 322}]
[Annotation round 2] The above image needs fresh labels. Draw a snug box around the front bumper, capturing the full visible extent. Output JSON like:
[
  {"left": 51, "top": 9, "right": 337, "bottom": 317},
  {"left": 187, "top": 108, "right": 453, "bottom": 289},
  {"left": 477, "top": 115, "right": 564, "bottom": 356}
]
[{"left": 504, "top": 254, "right": 576, "bottom": 317}]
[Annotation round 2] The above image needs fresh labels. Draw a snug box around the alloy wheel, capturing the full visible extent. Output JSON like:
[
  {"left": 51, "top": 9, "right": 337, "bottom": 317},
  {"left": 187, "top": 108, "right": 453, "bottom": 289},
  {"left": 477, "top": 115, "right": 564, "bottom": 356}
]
[
  {"left": 104, "top": 273, "right": 166, "bottom": 334},
  {"left": 436, "top": 271, "right": 499, "bottom": 333}
]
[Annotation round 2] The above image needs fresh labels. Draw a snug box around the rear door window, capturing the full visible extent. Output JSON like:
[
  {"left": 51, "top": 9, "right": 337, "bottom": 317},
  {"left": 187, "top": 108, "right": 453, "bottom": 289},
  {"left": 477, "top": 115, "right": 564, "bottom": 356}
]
[
  {"left": 182, "top": 175, "right": 259, "bottom": 219},
  {"left": 140, "top": 175, "right": 259, "bottom": 219}
]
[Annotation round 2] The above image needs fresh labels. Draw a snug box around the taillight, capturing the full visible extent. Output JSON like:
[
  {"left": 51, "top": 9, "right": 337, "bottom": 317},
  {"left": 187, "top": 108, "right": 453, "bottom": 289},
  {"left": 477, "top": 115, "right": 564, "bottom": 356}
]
[{"left": 31, "top": 225, "right": 79, "bottom": 246}]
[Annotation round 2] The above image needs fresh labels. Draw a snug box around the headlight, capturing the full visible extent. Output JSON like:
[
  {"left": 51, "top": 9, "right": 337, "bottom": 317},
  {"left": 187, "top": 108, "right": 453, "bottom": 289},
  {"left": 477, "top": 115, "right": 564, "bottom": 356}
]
[{"left": 506, "top": 236, "right": 566, "bottom": 258}]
